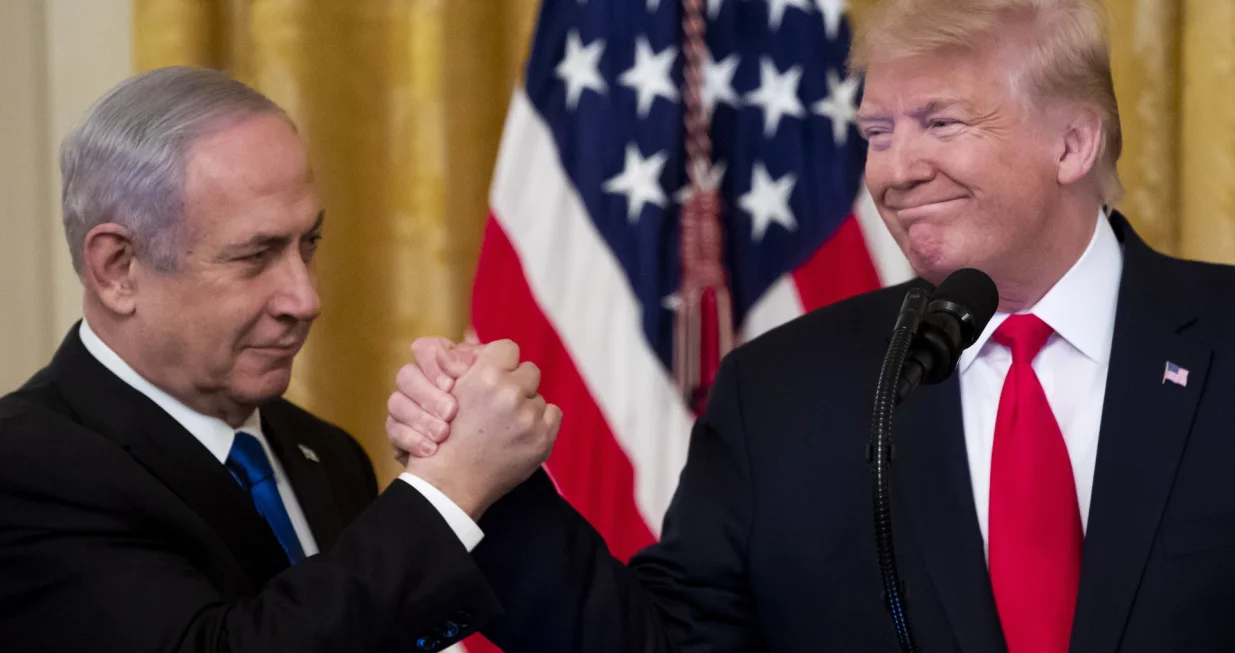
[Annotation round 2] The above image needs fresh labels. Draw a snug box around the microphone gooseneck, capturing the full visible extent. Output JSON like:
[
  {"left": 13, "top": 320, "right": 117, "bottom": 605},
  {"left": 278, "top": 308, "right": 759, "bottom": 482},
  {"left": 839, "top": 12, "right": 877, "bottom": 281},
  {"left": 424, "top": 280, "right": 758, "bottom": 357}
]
[{"left": 869, "top": 269, "right": 998, "bottom": 653}]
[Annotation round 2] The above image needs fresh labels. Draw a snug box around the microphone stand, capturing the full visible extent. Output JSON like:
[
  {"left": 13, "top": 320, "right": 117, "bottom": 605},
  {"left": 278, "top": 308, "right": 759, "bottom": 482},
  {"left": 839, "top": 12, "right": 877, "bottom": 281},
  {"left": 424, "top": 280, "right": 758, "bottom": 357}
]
[{"left": 869, "top": 288, "right": 928, "bottom": 653}]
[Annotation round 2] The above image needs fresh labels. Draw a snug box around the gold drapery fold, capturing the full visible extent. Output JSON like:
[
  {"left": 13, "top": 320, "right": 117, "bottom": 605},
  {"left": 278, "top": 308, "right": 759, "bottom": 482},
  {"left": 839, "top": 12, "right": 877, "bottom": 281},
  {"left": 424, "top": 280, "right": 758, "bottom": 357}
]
[
  {"left": 1177, "top": 0, "right": 1235, "bottom": 261},
  {"left": 134, "top": 0, "right": 1235, "bottom": 486}
]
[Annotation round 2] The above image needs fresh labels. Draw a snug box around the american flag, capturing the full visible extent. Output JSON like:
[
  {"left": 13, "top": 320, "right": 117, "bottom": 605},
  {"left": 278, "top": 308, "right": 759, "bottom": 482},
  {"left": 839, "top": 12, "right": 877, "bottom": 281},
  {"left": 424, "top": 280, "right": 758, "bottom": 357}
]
[
  {"left": 466, "top": 0, "right": 910, "bottom": 649},
  {"left": 1163, "top": 361, "right": 1188, "bottom": 387}
]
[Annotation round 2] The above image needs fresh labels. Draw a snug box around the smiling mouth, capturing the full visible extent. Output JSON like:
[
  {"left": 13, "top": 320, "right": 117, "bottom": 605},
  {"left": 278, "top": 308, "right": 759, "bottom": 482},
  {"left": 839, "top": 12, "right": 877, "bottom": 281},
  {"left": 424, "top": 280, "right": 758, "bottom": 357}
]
[
  {"left": 891, "top": 197, "right": 967, "bottom": 219},
  {"left": 249, "top": 342, "right": 304, "bottom": 356}
]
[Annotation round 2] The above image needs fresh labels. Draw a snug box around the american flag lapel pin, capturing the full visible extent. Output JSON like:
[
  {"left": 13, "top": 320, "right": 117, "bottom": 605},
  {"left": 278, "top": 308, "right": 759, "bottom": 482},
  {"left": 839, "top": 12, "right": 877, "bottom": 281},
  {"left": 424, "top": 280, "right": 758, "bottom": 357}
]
[
  {"left": 297, "top": 444, "right": 321, "bottom": 462},
  {"left": 1163, "top": 361, "right": 1189, "bottom": 387}
]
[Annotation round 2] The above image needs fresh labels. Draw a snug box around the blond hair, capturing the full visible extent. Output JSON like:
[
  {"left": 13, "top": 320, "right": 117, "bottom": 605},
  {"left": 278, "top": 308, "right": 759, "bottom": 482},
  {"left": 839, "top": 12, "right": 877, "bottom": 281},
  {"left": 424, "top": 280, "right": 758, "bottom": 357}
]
[{"left": 851, "top": 0, "right": 1123, "bottom": 205}]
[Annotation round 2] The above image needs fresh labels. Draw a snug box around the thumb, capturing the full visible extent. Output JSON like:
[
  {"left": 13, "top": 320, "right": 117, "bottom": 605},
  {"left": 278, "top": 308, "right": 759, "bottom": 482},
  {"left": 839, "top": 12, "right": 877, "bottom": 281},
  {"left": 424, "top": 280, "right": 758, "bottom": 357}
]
[{"left": 438, "top": 345, "right": 478, "bottom": 379}]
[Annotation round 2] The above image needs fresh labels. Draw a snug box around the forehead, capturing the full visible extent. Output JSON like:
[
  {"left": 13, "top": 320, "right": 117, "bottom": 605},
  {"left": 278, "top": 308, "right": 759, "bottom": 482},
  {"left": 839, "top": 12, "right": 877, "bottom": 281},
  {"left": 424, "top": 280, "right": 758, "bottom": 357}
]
[
  {"left": 858, "top": 45, "right": 1018, "bottom": 116},
  {"left": 182, "top": 114, "right": 319, "bottom": 237}
]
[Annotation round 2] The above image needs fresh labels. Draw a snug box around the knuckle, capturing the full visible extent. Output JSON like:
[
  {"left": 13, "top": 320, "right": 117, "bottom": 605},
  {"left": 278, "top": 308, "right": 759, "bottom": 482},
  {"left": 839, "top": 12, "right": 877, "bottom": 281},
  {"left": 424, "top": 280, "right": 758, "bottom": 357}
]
[
  {"left": 411, "top": 336, "right": 445, "bottom": 361},
  {"left": 522, "top": 361, "right": 542, "bottom": 386},
  {"left": 516, "top": 407, "right": 536, "bottom": 433},
  {"left": 497, "top": 338, "right": 519, "bottom": 359},
  {"left": 395, "top": 363, "right": 422, "bottom": 391},
  {"left": 498, "top": 385, "right": 522, "bottom": 411},
  {"left": 387, "top": 422, "right": 417, "bottom": 449},
  {"left": 415, "top": 413, "right": 445, "bottom": 440},
  {"left": 479, "top": 365, "right": 502, "bottom": 388}
]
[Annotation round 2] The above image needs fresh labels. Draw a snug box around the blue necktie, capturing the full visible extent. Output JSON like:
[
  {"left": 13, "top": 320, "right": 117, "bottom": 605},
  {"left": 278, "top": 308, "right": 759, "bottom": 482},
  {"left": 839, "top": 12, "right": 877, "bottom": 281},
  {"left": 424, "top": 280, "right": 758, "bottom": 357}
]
[{"left": 226, "top": 431, "right": 306, "bottom": 563}]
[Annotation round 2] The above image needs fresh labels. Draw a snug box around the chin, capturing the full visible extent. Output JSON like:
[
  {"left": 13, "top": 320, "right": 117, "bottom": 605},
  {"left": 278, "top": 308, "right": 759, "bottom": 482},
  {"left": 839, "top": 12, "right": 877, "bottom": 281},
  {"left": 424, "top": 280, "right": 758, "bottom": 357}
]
[
  {"left": 906, "top": 247, "right": 956, "bottom": 286},
  {"left": 232, "top": 368, "right": 294, "bottom": 406}
]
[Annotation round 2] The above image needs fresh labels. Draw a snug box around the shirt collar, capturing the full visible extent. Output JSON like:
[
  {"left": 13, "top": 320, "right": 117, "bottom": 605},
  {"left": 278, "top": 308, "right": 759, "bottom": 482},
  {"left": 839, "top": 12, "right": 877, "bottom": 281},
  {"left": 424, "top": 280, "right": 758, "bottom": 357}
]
[
  {"left": 79, "top": 319, "right": 262, "bottom": 464},
  {"left": 958, "top": 210, "right": 1123, "bottom": 373}
]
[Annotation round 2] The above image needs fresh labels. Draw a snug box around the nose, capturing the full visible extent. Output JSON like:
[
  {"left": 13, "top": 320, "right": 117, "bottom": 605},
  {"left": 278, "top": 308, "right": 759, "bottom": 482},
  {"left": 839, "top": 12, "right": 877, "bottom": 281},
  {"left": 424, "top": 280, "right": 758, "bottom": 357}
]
[
  {"left": 270, "top": 254, "right": 321, "bottom": 322},
  {"left": 874, "top": 129, "right": 934, "bottom": 192}
]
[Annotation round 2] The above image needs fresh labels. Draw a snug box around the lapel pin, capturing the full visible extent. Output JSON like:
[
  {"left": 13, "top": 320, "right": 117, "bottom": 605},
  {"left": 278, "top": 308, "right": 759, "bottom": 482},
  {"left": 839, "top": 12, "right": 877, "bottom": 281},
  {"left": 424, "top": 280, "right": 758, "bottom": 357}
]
[
  {"left": 297, "top": 444, "right": 321, "bottom": 462},
  {"left": 1162, "top": 361, "right": 1189, "bottom": 387}
]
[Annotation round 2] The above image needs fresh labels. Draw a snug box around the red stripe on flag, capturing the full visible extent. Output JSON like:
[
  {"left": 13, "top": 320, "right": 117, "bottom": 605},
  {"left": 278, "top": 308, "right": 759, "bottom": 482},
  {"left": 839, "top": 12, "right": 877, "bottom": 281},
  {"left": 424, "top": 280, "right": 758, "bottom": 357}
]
[
  {"left": 472, "top": 215, "right": 657, "bottom": 561},
  {"left": 792, "top": 215, "right": 882, "bottom": 310}
]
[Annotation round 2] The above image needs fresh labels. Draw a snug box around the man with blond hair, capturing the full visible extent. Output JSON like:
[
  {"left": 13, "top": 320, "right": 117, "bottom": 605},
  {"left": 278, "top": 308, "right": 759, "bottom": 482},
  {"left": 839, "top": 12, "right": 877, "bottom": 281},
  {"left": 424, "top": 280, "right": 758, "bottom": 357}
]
[{"left": 388, "top": 0, "right": 1235, "bottom": 651}]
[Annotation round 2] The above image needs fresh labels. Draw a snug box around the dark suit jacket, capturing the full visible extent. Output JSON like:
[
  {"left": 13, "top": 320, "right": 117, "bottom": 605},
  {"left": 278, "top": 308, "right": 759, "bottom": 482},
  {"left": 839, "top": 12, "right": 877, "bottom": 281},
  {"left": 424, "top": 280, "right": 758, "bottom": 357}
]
[
  {"left": 472, "top": 213, "right": 1235, "bottom": 652},
  {"left": 0, "top": 327, "right": 501, "bottom": 652}
]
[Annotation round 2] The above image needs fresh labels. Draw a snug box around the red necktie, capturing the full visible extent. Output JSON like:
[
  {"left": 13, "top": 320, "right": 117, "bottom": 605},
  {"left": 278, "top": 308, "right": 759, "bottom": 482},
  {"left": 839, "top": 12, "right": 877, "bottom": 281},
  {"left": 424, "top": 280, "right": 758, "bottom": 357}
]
[{"left": 988, "top": 314, "right": 1083, "bottom": 653}]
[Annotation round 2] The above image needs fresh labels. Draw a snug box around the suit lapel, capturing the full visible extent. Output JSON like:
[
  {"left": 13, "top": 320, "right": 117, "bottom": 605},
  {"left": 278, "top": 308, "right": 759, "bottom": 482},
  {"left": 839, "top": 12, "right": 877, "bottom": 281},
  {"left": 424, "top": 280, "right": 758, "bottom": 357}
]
[
  {"left": 50, "top": 327, "right": 291, "bottom": 586},
  {"left": 1070, "top": 215, "right": 1211, "bottom": 653},
  {"left": 261, "top": 407, "right": 346, "bottom": 551},
  {"left": 896, "top": 377, "right": 1008, "bottom": 653}
]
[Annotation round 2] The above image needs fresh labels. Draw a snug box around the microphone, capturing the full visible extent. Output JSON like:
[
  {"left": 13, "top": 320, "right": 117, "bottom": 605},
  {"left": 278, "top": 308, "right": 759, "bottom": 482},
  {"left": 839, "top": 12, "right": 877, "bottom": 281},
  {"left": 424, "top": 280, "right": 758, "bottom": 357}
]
[
  {"left": 868, "top": 268, "right": 998, "bottom": 653},
  {"left": 895, "top": 268, "right": 999, "bottom": 403}
]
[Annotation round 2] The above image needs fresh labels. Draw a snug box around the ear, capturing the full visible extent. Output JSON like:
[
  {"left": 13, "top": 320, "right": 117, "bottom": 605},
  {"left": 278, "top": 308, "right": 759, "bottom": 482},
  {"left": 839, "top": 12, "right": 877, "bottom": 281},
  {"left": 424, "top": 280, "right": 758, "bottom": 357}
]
[
  {"left": 1057, "top": 104, "right": 1103, "bottom": 187},
  {"left": 81, "top": 223, "right": 140, "bottom": 317}
]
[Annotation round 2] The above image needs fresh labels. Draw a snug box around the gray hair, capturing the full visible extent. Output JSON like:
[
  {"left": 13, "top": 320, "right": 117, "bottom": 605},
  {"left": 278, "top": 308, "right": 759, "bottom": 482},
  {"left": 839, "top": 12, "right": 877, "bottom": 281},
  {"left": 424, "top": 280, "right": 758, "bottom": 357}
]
[{"left": 61, "top": 66, "right": 289, "bottom": 274}]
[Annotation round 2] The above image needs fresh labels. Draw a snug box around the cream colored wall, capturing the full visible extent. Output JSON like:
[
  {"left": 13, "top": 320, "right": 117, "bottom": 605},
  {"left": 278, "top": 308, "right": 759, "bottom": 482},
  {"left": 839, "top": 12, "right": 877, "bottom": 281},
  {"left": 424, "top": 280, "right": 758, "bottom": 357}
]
[{"left": 0, "top": 0, "right": 131, "bottom": 392}]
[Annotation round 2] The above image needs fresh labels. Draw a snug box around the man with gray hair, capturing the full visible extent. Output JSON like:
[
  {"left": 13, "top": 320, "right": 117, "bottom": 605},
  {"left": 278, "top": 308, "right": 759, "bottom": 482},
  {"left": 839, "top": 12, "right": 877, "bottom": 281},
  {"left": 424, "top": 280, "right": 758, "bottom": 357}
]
[{"left": 0, "top": 66, "right": 559, "bottom": 652}]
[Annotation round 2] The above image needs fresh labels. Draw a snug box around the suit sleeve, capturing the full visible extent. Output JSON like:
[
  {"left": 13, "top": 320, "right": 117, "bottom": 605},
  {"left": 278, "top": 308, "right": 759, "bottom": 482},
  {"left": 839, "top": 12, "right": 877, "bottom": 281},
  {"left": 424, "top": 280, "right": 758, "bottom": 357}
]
[
  {"left": 473, "top": 351, "right": 766, "bottom": 652},
  {"left": 0, "top": 413, "right": 502, "bottom": 653}
]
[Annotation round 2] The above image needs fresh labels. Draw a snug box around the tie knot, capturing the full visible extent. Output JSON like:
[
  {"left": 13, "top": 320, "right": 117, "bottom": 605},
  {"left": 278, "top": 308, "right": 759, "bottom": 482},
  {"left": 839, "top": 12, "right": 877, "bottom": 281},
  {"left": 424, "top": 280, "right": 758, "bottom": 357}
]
[
  {"left": 226, "top": 431, "right": 275, "bottom": 489},
  {"left": 992, "top": 314, "right": 1054, "bottom": 363}
]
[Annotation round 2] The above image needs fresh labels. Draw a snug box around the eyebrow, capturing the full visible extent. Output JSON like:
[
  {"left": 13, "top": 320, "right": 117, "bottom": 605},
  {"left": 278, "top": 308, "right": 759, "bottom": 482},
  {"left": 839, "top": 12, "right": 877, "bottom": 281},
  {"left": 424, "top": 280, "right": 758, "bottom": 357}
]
[
  {"left": 219, "top": 211, "right": 325, "bottom": 258},
  {"left": 857, "top": 99, "right": 972, "bottom": 124}
]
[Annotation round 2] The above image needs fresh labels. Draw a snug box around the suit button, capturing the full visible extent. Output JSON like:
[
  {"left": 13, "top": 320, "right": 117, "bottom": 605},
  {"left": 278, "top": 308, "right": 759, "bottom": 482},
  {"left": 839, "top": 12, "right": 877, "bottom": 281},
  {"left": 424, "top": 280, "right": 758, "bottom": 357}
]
[
  {"left": 416, "top": 637, "right": 439, "bottom": 651},
  {"left": 453, "top": 610, "right": 471, "bottom": 628},
  {"left": 442, "top": 621, "right": 460, "bottom": 639}
]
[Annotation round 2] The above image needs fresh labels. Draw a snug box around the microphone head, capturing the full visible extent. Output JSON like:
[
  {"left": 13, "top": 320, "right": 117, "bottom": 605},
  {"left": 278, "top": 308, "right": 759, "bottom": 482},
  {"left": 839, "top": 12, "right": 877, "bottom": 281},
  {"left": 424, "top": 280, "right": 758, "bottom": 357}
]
[{"left": 929, "top": 268, "right": 999, "bottom": 347}]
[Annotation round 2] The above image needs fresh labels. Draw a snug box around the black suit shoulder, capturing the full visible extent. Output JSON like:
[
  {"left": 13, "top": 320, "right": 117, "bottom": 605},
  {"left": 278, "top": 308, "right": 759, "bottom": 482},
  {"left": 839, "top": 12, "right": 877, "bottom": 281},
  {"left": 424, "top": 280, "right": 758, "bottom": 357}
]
[
  {"left": 1129, "top": 248, "right": 1235, "bottom": 345},
  {"left": 0, "top": 333, "right": 502, "bottom": 653},
  {"left": 733, "top": 281, "right": 918, "bottom": 379}
]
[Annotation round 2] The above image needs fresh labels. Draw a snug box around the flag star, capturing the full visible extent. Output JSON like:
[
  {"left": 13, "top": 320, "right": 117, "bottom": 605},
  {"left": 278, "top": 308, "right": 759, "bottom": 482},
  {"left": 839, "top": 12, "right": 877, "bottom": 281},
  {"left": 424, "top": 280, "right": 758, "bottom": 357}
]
[
  {"left": 743, "top": 57, "right": 806, "bottom": 138},
  {"left": 556, "top": 31, "right": 607, "bottom": 110},
  {"left": 739, "top": 162, "right": 798, "bottom": 241},
  {"left": 701, "top": 49, "right": 740, "bottom": 117},
  {"left": 815, "top": 0, "right": 847, "bottom": 39},
  {"left": 619, "top": 37, "right": 678, "bottom": 118},
  {"left": 647, "top": 0, "right": 659, "bottom": 9},
  {"left": 812, "top": 68, "right": 861, "bottom": 145},
  {"left": 604, "top": 144, "right": 669, "bottom": 222},
  {"left": 760, "top": 0, "right": 813, "bottom": 30},
  {"left": 674, "top": 161, "right": 727, "bottom": 203}
]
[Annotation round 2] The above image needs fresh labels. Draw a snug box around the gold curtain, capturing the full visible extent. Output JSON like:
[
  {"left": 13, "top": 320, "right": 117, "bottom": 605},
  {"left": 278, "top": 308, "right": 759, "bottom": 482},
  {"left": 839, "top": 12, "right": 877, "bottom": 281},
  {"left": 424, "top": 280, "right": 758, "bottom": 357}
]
[
  {"left": 134, "top": 0, "right": 540, "bottom": 486},
  {"left": 134, "top": 0, "right": 1235, "bottom": 486},
  {"left": 1094, "top": 0, "right": 1235, "bottom": 258}
]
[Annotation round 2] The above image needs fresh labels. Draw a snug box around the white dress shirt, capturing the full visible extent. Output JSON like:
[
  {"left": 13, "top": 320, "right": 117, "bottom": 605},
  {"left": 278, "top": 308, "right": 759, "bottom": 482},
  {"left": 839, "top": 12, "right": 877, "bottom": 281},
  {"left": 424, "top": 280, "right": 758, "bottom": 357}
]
[
  {"left": 79, "top": 320, "right": 482, "bottom": 552},
  {"left": 957, "top": 212, "right": 1123, "bottom": 558}
]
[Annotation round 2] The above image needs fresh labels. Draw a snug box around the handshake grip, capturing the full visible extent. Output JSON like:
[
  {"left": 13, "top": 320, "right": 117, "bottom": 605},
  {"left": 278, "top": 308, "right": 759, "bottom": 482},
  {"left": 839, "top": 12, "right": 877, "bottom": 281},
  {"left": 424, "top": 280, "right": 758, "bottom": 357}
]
[{"left": 388, "top": 338, "right": 562, "bottom": 521}]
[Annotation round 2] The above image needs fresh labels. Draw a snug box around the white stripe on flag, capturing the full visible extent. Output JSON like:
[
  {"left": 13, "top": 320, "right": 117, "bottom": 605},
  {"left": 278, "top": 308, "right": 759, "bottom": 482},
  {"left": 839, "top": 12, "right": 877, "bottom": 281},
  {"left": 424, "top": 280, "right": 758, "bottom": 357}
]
[
  {"left": 854, "top": 185, "right": 914, "bottom": 287},
  {"left": 489, "top": 89, "right": 695, "bottom": 533},
  {"left": 741, "top": 274, "right": 806, "bottom": 343}
]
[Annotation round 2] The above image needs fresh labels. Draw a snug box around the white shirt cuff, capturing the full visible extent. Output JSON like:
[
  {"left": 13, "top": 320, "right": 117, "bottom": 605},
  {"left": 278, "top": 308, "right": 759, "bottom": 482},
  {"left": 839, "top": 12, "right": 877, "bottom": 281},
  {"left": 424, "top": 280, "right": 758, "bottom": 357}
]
[{"left": 397, "top": 472, "right": 485, "bottom": 552}]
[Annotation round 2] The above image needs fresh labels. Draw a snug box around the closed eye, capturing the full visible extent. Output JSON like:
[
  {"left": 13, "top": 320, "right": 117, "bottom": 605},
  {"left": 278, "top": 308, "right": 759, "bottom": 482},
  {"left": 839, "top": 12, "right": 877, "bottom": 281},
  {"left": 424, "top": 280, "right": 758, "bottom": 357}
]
[
  {"left": 301, "top": 234, "right": 322, "bottom": 262},
  {"left": 238, "top": 248, "right": 274, "bottom": 263}
]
